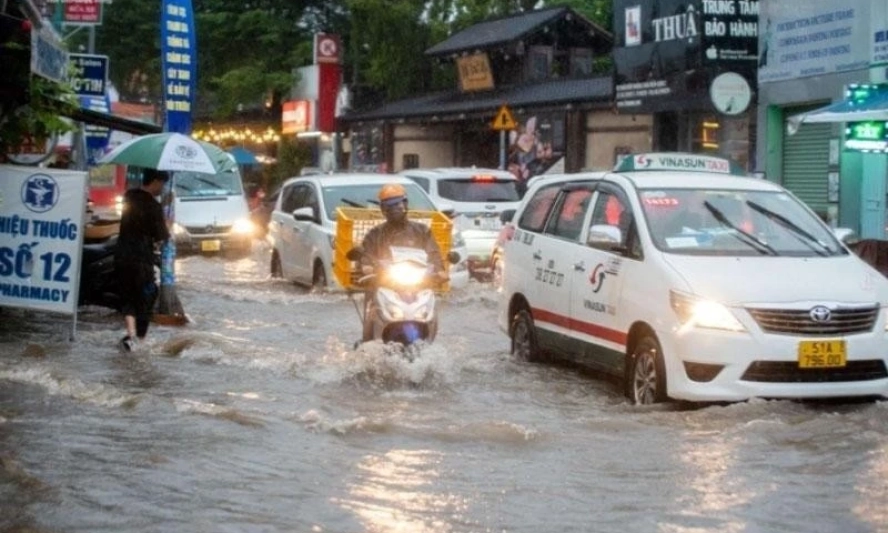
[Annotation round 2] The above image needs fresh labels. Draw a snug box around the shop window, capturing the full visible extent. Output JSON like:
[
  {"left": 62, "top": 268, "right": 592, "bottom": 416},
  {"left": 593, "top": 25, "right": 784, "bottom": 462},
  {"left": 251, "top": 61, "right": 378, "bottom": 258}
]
[
  {"left": 403, "top": 153, "right": 419, "bottom": 169},
  {"left": 569, "top": 48, "right": 593, "bottom": 76},
  {"left": 525, "top": 46, "right": 552, "bottom": 81}
]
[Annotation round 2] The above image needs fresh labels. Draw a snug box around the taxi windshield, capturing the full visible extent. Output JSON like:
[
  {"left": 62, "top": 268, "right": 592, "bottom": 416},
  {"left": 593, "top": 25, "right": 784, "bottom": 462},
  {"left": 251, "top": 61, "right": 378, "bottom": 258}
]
[{"left": 638, "top": 188, "right": 847, "bottom": 257}]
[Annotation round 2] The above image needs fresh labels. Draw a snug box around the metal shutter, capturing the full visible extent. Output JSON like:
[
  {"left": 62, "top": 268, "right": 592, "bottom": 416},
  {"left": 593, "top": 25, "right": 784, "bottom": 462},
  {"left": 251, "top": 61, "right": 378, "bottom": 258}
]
[{"left": 782, "top": 106, "right": 831, "bottom": 215}]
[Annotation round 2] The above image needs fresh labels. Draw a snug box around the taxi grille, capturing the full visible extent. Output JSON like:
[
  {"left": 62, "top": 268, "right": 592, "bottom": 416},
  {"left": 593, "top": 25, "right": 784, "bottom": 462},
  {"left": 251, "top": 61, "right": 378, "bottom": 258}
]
[
  {"left": 741, "top": 360, "right": 888, "bottom": 382},
  {"left": 747, "top": 305, "right": 878, "bottom": 336},
  {"left": 185, "top": 225, "right": 231, "bottom": 235}
]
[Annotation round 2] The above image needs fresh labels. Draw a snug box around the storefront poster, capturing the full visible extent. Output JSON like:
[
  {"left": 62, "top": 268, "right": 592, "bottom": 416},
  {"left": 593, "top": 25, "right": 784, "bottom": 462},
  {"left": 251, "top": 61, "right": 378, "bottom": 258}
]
[
  {"left": 613, "top": 0, "right": 757, "bottom": 113},
  {"left": 351, "top": 126, "right": 386, "bottom": 173},
  {"left": 0, "top": 165, "right": 87, "bottom": 315},
  {"left": 507, "top": 113, "right": 564, "bottom": 186},
  {"left": 758, "top": 0, "right": 871, "bottom": 83}
]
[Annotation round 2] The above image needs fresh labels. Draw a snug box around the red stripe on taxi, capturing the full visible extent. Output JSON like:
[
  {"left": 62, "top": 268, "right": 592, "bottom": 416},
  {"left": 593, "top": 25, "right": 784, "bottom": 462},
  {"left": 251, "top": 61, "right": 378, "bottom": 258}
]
[{"left": 531, "top": 307, "right": 627, "bottom": 346}]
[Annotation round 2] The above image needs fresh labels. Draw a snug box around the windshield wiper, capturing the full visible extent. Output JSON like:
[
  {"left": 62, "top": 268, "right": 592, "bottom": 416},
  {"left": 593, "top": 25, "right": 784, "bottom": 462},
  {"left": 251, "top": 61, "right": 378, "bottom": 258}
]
[
  {"left": 703, "top": 201, "right": 779, "bottom": 256},
  {"left": 340, "top": 198, "right": 364, "bottom": 208},
  {"left": 745, "top": 201, "right": 831, "bottom": 256}
]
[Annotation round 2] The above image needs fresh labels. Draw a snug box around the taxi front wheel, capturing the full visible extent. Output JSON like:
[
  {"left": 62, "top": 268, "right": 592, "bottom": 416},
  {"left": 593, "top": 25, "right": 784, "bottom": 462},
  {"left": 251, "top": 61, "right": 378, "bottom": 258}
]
[
  {"left": 628, "top": 335, "right": 667, "bottom": 405},
  {"left": 511, "top": 309, "right": 543, "bottom": 362}
]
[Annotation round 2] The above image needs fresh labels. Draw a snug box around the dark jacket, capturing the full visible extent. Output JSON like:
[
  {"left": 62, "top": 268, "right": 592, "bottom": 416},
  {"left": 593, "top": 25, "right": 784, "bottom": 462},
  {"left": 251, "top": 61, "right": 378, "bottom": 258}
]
[
  {"left": 115, "top": 188, "right": 170, "bottom": 266},
  {"left": 360, "top": 220, "right": 445, "bottom": 273}
]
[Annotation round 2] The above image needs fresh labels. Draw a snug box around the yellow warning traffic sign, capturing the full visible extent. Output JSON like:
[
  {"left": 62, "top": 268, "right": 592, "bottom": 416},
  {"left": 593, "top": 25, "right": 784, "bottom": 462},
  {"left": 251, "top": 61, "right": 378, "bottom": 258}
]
[{"left": 491, "top": 104, "right": 517, "bottom": 131}]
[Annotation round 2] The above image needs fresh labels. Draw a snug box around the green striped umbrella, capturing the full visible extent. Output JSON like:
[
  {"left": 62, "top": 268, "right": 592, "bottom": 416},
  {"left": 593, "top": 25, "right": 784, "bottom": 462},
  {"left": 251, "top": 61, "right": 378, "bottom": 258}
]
[{"left": 98, "top": 132, "right": 231, "bottom": 174}]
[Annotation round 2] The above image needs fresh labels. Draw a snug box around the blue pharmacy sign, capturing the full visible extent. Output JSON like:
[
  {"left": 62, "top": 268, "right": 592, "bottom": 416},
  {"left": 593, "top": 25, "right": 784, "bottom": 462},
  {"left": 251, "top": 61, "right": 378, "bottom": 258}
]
[{"left": 161, "top": 0, "right": 196, "bottom": 134}]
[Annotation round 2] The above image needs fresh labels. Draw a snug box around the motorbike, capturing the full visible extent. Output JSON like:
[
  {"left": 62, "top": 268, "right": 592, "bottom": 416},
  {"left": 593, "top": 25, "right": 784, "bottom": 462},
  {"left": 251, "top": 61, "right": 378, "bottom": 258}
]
[
  {"left": 347, "top": 245, "right": 459, "bottom": 356},
  {"left": 79, "top": 232, "right": 122, "bottom": 310}
]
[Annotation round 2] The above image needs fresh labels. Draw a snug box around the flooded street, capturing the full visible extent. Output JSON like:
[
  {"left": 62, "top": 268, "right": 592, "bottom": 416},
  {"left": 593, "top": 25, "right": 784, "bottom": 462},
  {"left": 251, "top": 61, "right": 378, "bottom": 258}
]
[{"left": 2, "top": 242, "right": 888, "bottom": 533}]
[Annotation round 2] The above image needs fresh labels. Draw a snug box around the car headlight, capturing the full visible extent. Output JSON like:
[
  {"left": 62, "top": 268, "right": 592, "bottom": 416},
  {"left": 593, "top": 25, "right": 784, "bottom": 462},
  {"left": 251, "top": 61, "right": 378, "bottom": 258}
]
[
  {"left": 231, "top": 217, "right": 254, "bottom": 235},
  {"left": 452, "top": 230, "right": 465, "bottom": 249},
  {"left": 670, "top": 290, "right": 745, "bottom": 332},
  {"left": 172, "top": 222, "right": 187, "bottom": 236}
]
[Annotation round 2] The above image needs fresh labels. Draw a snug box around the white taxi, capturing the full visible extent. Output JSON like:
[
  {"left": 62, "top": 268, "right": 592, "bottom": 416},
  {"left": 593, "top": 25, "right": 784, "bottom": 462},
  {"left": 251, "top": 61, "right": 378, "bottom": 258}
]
[{"left": 498, "top": 153, "right": 888, "bottom": 404}]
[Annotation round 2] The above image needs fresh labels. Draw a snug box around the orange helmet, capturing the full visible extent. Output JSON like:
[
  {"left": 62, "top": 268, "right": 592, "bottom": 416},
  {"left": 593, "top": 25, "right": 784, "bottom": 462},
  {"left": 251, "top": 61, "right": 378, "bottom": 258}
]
[{"left": 378, "top": 183, "right": 407, "bottom": 204}]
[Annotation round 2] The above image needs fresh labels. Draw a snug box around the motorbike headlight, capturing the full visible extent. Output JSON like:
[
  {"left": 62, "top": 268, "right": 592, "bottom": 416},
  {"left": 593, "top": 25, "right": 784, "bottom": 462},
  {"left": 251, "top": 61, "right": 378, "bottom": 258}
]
[
  {"left": 387, "top": 262, "right": 426, "bottom": 287},
  {"left": 670, "top": 290, "right": 745, "bottom": 332},
  {"left": 231, "top": 218, "right": 254, "bottom": 235}
]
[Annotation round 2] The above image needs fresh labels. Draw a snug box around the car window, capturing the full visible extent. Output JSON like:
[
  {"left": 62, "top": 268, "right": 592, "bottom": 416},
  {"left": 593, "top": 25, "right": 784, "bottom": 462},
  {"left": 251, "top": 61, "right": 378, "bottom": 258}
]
[
  {"left": 437, "top": 178, "right": 521, "bottom": 202},
  {"left": 321, "top": 183, "right": 437, "bottom": 220},
  {"left": 545, "top": 187, "right": 593, "bottom": 241},
  {"left": 175, "top": 170, "right": 243, "bottom": 198},
  {"left": 639, "top": 188, "right": 846, "bottom": 256},
  {"left": 296, "top": 184, "right": 320, "bottom": 219},
  {"left": 405, "top": 176, "right": 430, "bottom": 193},
  {"left": 280, "top": 184, "right": 303, "bottom": 213},
  {"left": 587, "top": 188, "right": 638, "bottom": 255},
  {"left": 517, "top": 183, "right": 560, "bottom": 232}
]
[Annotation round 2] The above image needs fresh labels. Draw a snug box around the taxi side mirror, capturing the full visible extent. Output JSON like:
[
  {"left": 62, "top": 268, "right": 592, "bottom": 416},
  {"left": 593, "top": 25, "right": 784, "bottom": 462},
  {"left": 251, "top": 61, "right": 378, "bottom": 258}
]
[{"left": 587, "top": 224, "right": 628, "bottom": 255}]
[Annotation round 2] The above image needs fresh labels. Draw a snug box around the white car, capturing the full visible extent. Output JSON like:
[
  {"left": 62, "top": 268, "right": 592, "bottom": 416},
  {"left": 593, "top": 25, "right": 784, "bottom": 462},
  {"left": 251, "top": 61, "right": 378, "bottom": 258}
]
[
  {"left": 399, "top": 167, "right": 521, "bottom": 280},
  {"left": 499, "top": 152, "right": 888, "bottom": 405},
  {"left": 266, "top": 173, "right": 468, "bottom": 289}
]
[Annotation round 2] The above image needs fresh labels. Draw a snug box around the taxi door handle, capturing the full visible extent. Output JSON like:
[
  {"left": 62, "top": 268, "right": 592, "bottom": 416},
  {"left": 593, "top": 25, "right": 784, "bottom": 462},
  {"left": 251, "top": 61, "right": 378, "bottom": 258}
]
[
  {"left": 573, "top": 261, "right": 585, "bottom": 271},
  {"left": 532, "top": 251, "right": 542, "bottom": 260}
]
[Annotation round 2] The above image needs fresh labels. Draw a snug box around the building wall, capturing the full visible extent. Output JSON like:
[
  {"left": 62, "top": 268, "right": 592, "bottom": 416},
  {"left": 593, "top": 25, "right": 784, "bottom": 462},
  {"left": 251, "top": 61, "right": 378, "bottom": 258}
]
[
  {"left": 392, "top": 124, "right": 455, "bottom": 171},
  {"left": 584, "top": 112, "right": 653, "bottom": 170}
]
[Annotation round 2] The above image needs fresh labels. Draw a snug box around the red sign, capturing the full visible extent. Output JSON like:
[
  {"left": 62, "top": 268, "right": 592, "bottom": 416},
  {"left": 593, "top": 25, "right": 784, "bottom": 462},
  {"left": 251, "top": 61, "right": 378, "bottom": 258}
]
[
  {"left": 317, "top": 63, "right": 341, "bottom": 133},
  {"left": 63, "top": 0, "right": 103, "bottom": 25},
  {"left": 282, "top": 100, "right": 312, "bottom": 134},
  {"left": 314, "top": 34, "right": 340, "bottom": 64}
]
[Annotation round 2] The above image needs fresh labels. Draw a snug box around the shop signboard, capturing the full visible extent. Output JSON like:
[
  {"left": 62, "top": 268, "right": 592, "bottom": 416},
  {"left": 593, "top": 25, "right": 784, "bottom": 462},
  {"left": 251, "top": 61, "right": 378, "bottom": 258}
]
[
  {"left": 63, "top": 0, "right": 103, "bottom": 25},
  {"left": 758, "top": 0, "right": 872, "bottom": 83},
  {"left": 613, "top": 0, "right": 757, "bottom": 113},
  {"left": 161, "top": 0, "right": 196, "bottom": 134},
  {"left": 0, "top": 165, "right": 87, "bottom": 318}
]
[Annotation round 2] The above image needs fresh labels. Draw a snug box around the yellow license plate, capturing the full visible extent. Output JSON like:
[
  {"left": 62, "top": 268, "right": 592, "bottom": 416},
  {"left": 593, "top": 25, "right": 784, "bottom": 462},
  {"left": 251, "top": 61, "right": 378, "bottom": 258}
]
[
  {"left": 201, "top": 239, "right": 221, "bottom": 252},
  {"left": 797, "top": 340, "right": 846, "bottom": 368}
]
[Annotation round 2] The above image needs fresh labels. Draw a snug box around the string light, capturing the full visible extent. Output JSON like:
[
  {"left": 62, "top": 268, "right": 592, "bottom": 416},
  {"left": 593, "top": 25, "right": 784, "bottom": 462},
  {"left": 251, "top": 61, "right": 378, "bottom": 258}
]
[{"left": 192, "top": 126, "right": 281, "bottom": 145}]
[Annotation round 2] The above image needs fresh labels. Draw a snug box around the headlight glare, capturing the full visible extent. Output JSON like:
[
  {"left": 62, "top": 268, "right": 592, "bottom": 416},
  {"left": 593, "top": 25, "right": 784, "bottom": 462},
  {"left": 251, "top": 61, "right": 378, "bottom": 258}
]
[{"left": 670, "top": 290, "right": 745, "bottom": 332}]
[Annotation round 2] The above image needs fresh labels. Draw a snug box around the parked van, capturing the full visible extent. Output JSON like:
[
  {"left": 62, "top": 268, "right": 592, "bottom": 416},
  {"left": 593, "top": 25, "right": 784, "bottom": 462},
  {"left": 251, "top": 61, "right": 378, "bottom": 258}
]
[
  {"left": 172, "top": 167, "right": 255, "bottom": 256},
  {"left": 499, "top": 152, "right": 888, "bottom": 405}
]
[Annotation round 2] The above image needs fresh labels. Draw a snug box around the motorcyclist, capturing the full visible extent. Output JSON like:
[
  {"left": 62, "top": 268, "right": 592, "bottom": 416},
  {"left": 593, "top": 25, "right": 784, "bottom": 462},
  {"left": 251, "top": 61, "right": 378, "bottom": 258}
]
[{"left": 357, "top": 183, "right": 449, "bottom": 342}]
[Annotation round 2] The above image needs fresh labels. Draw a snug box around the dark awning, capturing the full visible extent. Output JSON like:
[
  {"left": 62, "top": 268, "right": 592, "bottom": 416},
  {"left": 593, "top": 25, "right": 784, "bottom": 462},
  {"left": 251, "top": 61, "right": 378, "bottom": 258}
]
[
  {"left": 63, "top": 106, "right": 162, "bottom": 135},
  {"left": 341, "top": 76, "right": 613, "bottom": 123}
]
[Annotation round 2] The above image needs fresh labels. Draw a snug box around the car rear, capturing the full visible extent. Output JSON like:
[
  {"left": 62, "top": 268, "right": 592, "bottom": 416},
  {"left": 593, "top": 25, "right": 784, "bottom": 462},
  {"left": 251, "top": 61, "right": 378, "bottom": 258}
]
[{"left": 432, "top": 170, "right": 521, "bottom": 278}]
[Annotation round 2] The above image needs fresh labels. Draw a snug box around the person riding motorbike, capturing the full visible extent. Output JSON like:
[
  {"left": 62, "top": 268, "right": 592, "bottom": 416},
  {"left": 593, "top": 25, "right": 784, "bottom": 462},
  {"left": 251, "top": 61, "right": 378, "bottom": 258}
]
[{"left": 357, "top": 183, "right": 449, "bottom": 343}]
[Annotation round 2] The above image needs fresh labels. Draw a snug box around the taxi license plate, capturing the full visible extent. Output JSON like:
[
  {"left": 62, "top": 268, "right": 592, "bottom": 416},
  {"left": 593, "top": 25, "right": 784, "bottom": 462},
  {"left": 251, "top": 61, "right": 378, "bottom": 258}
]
[
  {"left": 201, "top": 239, "right": 221, "bottom": 252},
  {"left": 797, "top": 340, "right": 846, "bottom": 368}
]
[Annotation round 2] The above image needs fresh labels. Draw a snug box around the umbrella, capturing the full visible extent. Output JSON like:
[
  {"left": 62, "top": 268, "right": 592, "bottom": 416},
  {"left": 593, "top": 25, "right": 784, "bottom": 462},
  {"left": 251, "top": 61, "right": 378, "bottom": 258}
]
[
  {"left": 98, "top": 132, "right": 230, "bottom": 174},
  {"left": 227, "top": 146, "right": 260, "bottom": 166}
]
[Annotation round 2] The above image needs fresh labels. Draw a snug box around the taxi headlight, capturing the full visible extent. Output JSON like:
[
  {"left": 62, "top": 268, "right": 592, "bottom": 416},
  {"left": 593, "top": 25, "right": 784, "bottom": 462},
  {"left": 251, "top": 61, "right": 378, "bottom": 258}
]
[
  {"left": 670, "top": 290, "right": 745, "bottom": 332},
  {"left": 172, "top": 222, "right": 187, "bottom": 236},
  {"left": 231, "top": 217, "right": 254, "bottom": 235}
]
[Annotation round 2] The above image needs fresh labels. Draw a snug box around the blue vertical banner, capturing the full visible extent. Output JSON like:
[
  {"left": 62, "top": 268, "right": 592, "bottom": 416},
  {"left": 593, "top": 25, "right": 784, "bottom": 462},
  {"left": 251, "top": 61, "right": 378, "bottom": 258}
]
[{"left": 161, "top": 0, "right": 196, "bottom": 134}]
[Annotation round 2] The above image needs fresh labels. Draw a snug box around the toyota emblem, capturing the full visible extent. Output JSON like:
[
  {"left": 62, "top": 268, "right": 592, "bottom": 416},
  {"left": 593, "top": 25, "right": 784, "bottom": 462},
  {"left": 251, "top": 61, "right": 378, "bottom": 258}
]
[{"left": 809, "top": 305, "right": 832, "bottom": 322}]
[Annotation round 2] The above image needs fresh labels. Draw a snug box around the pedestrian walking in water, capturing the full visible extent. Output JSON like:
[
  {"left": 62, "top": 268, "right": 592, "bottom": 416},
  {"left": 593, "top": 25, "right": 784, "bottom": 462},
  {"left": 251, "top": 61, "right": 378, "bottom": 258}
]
[{"left": 115, "top": 168, "right": 170, "bottom": 351}]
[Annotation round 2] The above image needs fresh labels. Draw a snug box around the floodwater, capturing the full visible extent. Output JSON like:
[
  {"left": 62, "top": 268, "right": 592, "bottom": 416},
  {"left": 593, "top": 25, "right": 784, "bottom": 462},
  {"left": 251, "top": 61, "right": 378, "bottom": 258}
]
[{"left": 1, "top": 242, "right": 887, "bottom": 533}]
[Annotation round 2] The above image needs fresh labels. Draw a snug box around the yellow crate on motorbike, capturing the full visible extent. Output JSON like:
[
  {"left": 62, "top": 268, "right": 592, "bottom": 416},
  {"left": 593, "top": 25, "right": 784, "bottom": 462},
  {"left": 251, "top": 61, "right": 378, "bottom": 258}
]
[{"left": 334, "top": 207, "right": 453, "bottom": 292}]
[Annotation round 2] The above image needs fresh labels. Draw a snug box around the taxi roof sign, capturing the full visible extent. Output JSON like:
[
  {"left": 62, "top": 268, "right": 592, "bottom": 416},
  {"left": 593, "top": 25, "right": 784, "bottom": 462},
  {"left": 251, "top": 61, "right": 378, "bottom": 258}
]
[{"left": 615, "top": 153, "right": 746, "bottom": 176}]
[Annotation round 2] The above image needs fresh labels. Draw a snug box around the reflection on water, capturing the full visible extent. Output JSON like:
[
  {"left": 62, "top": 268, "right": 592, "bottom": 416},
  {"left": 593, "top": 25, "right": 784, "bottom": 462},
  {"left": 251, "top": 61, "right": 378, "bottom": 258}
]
[
  {"left": 1, "top": 247, "right": 888, "bottom": 532},
  {"left": 338, "top": 449, "right": 470, "bottom": 533}
]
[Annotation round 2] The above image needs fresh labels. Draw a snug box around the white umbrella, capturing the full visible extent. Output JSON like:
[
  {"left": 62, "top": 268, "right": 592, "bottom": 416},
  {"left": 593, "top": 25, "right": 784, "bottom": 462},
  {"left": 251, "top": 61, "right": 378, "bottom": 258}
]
[{"left": 98, "top": 132, "right": 230, "bottom": 174}]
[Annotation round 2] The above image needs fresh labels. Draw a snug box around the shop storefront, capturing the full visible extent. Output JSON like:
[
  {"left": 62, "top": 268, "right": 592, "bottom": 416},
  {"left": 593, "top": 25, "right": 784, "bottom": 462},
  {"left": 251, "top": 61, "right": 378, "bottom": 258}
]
[
  {"left": 756, "top": 0, "right": 888, "bottom": 235},
  {"left": 611, "top": 0, "right": 759, "bottom": 170}
]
